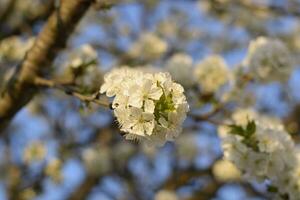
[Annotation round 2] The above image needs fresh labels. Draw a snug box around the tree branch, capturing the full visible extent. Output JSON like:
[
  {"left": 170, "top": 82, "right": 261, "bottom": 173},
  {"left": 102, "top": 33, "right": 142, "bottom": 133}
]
[
  {"left": 0, "top": 0, "right": 94, "bottom": 133},
  {"left": 0, "top": 0, "right": 17, "bottom": 25},
  {"left": 33, "top": 77, "right": 111, "bottom": 108}
]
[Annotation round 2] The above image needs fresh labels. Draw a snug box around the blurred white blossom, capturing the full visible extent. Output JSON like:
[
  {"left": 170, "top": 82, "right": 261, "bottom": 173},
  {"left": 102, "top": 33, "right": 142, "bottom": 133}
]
[
  {"left": 129, "top": 32, "right": 168, "bottom": 60},
  {"left": 67, "top": 44, "right": 98, "bottom": 68},
  {"left": 62, "top": 44, "right": 103, "bottom": 92},
  {"left": 243, "top": 37, "right": 292, "bottom": 82},
  {"left": 212, "top": 159, "right": 241, "bottom": 182},
  {"left": 82, "top": 146, "right": 112, "bottom": 176},
  {"left": 0, "top": 36, "right": 34, "bottom": 61},
  {"left": 194, "top": 55, "right": 231, "bottom": 94},
  {"left": 220, "top": 108, "right": 298, "bottom": 198},
  {"left": 275, "top": 152, "right": 300, "bottom": 199},
  {"left": 20, "top": 188, "right": 36, "bottom": 200},
  {"left": 100, "top": 67, "right": 189, "bottom": 146},
  {"left": 157, "top": 20, "right": 177, "bottom": 38},
  {"left": 165, "top": 53, "right": 195, "bottom": 88},
  {"left": 45, "top": 158, "right": 62, "bottom": 183},
  {"left": 23, "top": 141, "right": 47, "bottom": 164},
  {"left": 154, "top": 190, "right": 178, "bottom": 200},
  {"left": 221, "top": 109, "right": 295, "bottom": 180}
]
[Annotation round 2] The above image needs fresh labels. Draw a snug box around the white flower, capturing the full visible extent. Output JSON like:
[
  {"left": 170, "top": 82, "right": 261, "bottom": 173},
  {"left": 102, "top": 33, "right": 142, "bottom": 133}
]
[
  {"left": 61, "top": 44, "right": 102, "bottom": 92},
  {"left": 100, "top": 67, "right": 141, "bottom": 97},
  {"left": 129, "top": 32, "right": 168, "bottom": 60},
  {"left": 165, "top": 53, "right": 195, "bottom": 88},
  {"left": 128, "top": 78, "right": 163, "bottom": 113},
  {"left": 82, "top": 146, "right": 111, "bottom": 176},
  {"left": 243, "top": 37, "right": 292, "bottom": 82},
  {"left": 220, "top": 108, "right": 297, "bottom": 197},
  {"left": 68, "top": 44, "right": 97, "bottom": 68},
  {"left": 231, "top": 108, "right": 284, "bottom": 131},
  {"left": 273, "top": 151, "right": 300, "bottom": 199},
  {"left": 213, "top": 160, "right": 241, "bottom": 182},
  {"left": 45, "top": 158, "right": 62, "bottom": 183},
  {"left": 100, "top": 68, "right": 189, "bottom": 146},
  {"left": 0, "top": 36, "right": 34, "bottom": 61},
  {"left": 124, "top": 107, "right": 155, "bottom": 137},
  {"left": 154, "top": 190, "right": 178, "bottom": 200},
  {"left": 194, "top": 55, "right": 231, "bottom": 93},
  {"left": 23, "top": 141, "right": 47, "bottom": 164}
]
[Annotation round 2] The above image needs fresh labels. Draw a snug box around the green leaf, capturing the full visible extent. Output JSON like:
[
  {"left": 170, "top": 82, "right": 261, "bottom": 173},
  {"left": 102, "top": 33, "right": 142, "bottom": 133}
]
[
  {"left": 245, "top": 120, "right": 256, "bottom": 137},
  {"left": 242, "top": 138, "right": 259, "bottom": 152},
  {"left": 267, "top": 185, "right": 278, "bottom": 193},
  {"left": 228, "top": 124, "right": 245, "bottom": 137}
]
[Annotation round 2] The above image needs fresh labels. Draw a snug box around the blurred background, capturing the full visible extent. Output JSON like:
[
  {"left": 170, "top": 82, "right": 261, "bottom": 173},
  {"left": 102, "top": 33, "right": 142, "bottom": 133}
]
[{"left": 1, "top": 0, "right": 300, "bottom": 199}]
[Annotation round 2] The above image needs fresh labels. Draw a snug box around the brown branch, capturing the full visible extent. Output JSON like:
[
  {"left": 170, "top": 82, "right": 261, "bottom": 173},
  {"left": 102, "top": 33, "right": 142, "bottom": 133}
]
[
  {"left": 68, "top": 176, "right": 100, "bottom": 200},
  {"left": 163, "top": 167, "right": 213, "bottom": 190},
  {"left": 0, "top": 0, "right": 17, "bottom": 24},
  {"left": 0, "top": 0, "right": 94, "bottom": 133},
  {"left": 33, "top": 77, "right": 111, "bottom": 108}
]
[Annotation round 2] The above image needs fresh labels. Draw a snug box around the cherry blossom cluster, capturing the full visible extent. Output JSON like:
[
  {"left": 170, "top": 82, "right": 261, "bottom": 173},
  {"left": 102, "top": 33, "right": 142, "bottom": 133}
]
[
  {"left": 243, "top": 37, "right": 292, "bottom": 82},
  {"left": 165, "top": 53, "right": 195, "bottom": 88},
  {"left": 129, "top": 32, "right": 168, "bottom": 60},
  {"left": 219, "top": 109, "right": 300, "bottom": 199},
  {"left": 165, "top": 53, "right": 232, "bottom": 94},
  {"left": 100, "top": 67, "right": 189, "bottom": 145},
  {"left": 194, "top": 55, "right": 231, "bottom": 94}
]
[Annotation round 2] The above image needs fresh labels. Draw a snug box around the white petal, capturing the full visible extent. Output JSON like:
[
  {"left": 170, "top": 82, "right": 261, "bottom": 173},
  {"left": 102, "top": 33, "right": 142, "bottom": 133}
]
[
  {"left": 148, "top": 87, "right": 163, "bottom": 100},
  {"left": 159, "top": 117, "right": 168, "bottom": 128},
  {"left": 132, "top": 123, "right": 145, "bottom": 136},
  {"left": 144, "top": 100, "right": 155, "bottom": 113},
  {"left": 144, "top": 121, "right": 155, "bottom": 135},
  {"left": 128, "top": 94, "right": 143, "bottom": 108}
]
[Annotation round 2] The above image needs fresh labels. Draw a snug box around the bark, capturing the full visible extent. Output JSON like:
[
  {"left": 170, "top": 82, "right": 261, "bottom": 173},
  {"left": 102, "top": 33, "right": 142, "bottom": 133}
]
[{"left": 0, "top": 0, "right": 94, "bottom": 133}]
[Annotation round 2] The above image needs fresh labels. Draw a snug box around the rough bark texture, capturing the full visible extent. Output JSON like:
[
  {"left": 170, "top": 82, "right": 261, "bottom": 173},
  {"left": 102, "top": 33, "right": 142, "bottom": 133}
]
[{"left": 0, "top": 0, "right": 93, "bottom": 133}]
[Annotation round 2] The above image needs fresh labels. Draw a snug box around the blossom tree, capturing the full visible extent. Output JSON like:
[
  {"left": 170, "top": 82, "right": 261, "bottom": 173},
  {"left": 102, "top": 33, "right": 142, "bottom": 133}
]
[{"left": 1, "top": 0, "right": 300, "bottom": 199}]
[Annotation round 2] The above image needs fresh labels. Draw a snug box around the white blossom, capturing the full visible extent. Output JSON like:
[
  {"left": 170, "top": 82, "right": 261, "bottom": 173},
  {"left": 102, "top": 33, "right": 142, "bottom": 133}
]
[
  {"left": 165, "top": 53, "right": 195, "bottom": 88},
  {"left": 20, "top": 188, "right": 36, "bottom": 200},
  {"left": 212, "top": 159, "right": 241, "bottom": 182},
  {"left": 194, "top": 55, "right": 231, "bottom": 94},
  {"left": 45, "top": 158, "right": 62, "bottom": 183},
  {"left": 271, "top": 149, "right": 300, "bottom": 199},
  {"left": 100, "top": 67, "right": 189, "bottom": 146},
  {"left": 82, "top": 146, "right": 111, "bottom": 176},
  {"left": 129, "top": 32, "right": 168, "bottom": 60},
  {"left": 67, "top": 44, "right": 98, "bottom": 68},
  {"left": 243, "top": 37, "right": 292, "bottom": 82},
  {"left": 154, "top": 190, "right": 178, "bottom": 200},
  {"left": 23, "top": 141, "right": 47, "bottom": 164},
  {"left": 0, "top": 36, "right": 34, "bottom": 61},
  {"left": 60, "top": 44, "right": 102, "bottom": 92},
  {"left": 220, "top": 108, "right": 297, "bottom": 198},
  {"left": 220, "top": 110, "right": 294, "bottom": 181}
]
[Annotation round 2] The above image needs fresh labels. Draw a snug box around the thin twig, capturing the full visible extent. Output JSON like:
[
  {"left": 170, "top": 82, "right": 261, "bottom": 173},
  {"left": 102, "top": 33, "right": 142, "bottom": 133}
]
[{"left": 34, "top": 77, "right": 111, "bottom": 108}]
